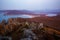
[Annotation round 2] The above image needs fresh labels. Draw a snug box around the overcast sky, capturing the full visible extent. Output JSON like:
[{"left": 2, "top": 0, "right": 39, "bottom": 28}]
[{"left": 0, "top": 0, "right": 60, "bottom": 10}]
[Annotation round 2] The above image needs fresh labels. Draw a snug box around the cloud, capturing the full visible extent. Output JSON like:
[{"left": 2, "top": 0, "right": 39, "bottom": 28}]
[{"left": 0, "top": 0, "right": 60, "bottom": 10}]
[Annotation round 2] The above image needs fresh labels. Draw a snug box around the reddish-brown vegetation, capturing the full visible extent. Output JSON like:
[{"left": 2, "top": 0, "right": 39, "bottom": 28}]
[{"left": 0, "top": 15, "right": 60, "bottom": 40}]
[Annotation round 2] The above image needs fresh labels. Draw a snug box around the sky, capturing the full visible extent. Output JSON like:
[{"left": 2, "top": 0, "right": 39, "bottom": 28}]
[{"left": 0, "top": 0, "right": 60, "bottom": 10}]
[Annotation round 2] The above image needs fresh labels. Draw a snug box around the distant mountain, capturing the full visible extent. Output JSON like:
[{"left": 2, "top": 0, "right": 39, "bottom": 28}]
[
  {"left": 34, "top": 9, "right": 60, "bottom": 12},
  {"left": 2, "top": 10, "right": 34, "bottom": 15},
  {"left": 0, "top": 10, "right": 60, "bottom": 15}
]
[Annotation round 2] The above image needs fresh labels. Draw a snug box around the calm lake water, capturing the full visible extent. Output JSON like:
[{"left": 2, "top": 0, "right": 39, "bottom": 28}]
[
  {"left": 0, "top": 12, "right": 34, "bottom": 22},
  {"left": 0, "top": 12, "right": 57, "bottom": 22}
]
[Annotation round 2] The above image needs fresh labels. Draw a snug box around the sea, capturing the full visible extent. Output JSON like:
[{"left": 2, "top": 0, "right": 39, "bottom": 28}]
[
  {"left": 0, "top": 12, "right": 57, "bottom": 22},
  {"left": 0, "top": 12, "right": 34, "bottom": 22}
]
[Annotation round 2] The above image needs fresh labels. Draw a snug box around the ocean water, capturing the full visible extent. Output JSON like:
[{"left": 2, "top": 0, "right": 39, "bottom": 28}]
[
  {"left": 46, "top": 14, "right": 57, "bottom": 17},
  {"left": 0, "top": 12, "right": 57, "bottom": 22},
  {"left": 0, "top": 12, "right": 34, "bottom": 22}
]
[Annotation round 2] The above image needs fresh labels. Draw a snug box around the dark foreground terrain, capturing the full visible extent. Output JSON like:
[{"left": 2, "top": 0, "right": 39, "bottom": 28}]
[{"left": 0, "top": 15, "right": 60, "bottom": 40}]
